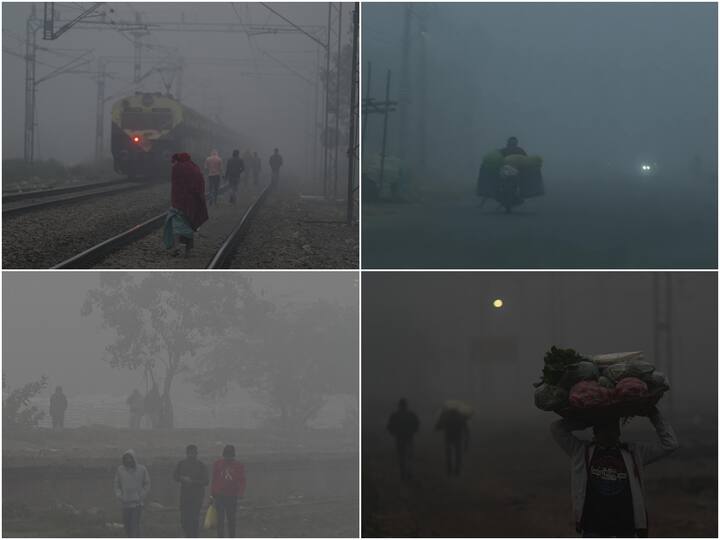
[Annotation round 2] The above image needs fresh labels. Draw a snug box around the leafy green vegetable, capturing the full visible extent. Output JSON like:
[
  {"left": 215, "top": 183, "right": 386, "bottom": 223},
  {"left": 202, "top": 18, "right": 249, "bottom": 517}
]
[{"left": 540, "top": 346, "right": 589, "bottom": 386}]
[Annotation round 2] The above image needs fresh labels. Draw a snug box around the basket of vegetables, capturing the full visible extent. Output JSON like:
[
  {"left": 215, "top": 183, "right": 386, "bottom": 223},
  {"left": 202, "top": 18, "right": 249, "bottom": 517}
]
[{"left": 533, "top": 347, "right": 669, "bottom": 421}]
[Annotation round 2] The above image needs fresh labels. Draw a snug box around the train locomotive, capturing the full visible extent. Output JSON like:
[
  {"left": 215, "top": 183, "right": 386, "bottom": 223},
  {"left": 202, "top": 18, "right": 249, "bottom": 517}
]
[{"left": 111, "top": 92, "right": 239, "bottom": 179}]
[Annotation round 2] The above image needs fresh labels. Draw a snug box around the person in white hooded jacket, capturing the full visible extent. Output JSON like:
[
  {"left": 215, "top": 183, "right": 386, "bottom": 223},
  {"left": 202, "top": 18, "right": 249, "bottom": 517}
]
[
  {"left": 114, "top": 449, "right": 151, "bottom": 537},
  {"left": 551, "top": 407, "right": 679, "bottom": 537}
]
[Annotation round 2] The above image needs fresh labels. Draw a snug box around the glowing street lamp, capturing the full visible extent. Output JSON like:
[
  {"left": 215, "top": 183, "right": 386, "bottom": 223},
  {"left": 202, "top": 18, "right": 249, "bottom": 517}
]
[{"left": 492, "top": 298, "right": 504, "bottom": 309}]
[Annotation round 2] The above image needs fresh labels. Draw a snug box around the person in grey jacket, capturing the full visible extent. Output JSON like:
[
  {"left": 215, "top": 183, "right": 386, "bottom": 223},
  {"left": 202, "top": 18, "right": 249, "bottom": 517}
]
[
  {"left": 551, "top": 407, "right": 679, "bottom": 537},
  {"left": 114, "top": 449, "right": 151, "bottom": 537}
]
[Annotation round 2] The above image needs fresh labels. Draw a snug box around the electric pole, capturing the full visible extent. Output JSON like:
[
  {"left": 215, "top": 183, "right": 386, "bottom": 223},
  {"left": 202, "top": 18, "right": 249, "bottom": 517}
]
[
  {"left": 323, "top": 3, "right": 332, "bottom": 198},
  {"left": 130, "top": 13, "right": 149, "bottom": 86},
  {"left": 333, "top": 3, "right": 343, "bottom": 199},
  {"left": 24, "top": 5, "right": 40, "bottom": 163},
  {"left": 416, "top": 7, "right": 428, "bottom": 174},
  {"left": 398, "top": 4, "right": 411, "bottom": 163},
  {"left": 346, "top": 2, "right": 359, "bottom": 224}
]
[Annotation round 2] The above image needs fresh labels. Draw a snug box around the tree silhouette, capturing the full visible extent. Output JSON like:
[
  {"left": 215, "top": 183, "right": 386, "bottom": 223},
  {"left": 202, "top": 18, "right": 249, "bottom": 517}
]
[
  {"left": 194, "top": 299, "right": 358, "bottom": 430},
  {"left": 82, "top": 273, "right": 266, "bottom": 428},
  {"left": 3, "top": 374, "right": 48, "bottom": 431}
]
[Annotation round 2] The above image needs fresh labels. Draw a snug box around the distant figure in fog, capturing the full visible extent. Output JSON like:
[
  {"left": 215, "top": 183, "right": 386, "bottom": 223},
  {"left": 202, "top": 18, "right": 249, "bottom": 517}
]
[
  {"left": 144, "top": 383, "right": 162, "bottom": 429},
  {"left": 499, "top": 136, "right": 527, "bottom": 157},
  {"left": 386, "top": 398, "right": 419, "bottom": 480},
  {"left": 269, "top": 148, "right": 283, "bottom": 183},
  {"left": 174, "top": 444, "right": 209, "bottom": 538},
  {"left": 435, "top": 405, "right": 470, "bottom": 476},
  {"left": 205, "top": 149, "right": 224, "bottom": 206},
  {"left": 551, "top": 407, "right": 679, "bottom": 537},
  {"left": 251, "top": 151, "right": 262, "bottom": 186},
  {"left": 49, "top": 386, "right": 68, "bottom": 429},
  {"left": 126, "top": 389, "right": 144, "bottom": 430},
  {"left": 114, "top": 449, "right": 151, "bottom": 537},
  {"left": 164, "top": 153, "right": 209, "bottom": 258},
  {"left": 211, "top": 444, "right": 246, "bottom": 537},
  {"left": 225, "top": 150, "right": 245, "bottom": 205}
]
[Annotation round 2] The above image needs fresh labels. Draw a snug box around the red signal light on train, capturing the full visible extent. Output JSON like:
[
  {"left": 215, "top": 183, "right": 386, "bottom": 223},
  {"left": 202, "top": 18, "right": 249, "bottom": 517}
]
[{"left": 132, "top": 136, "right": 141, "bottom": 143}]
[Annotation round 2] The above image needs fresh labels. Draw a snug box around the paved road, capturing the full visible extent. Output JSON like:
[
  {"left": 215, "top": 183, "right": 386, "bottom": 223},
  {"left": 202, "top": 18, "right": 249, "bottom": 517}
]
[{"left": 362, "top": 179, "right": 717, "bottom": 269}]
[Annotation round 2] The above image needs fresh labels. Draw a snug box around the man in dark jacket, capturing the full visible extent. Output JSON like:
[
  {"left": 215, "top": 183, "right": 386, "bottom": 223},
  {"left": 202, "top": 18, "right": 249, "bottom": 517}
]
[
  {"left": 386, "top": 398, "right": 419, "bottom": 480},
  {"left": 499, "top": 136, "right": 527, "bottom": 157},
  {"left": 225, "top": 150, "right": 245, "bottom": 204},
  {"left": 435, "top": 406, "right": 470, "bottom": 476},
  {"left": 49, "top": 386, "right": 68, "bottom": 429},
  {"left": 174, "top": 444, "right": 209, "bottom": 538},
  {"left": 269, "top": 148, "right": 283, "bottom": 184}
]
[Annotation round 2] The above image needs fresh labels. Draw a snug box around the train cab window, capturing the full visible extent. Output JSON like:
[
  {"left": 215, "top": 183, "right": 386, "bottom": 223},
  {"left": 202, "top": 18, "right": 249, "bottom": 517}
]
[{"left": 121, "top": 111, "right": 173, "bottom": 130}]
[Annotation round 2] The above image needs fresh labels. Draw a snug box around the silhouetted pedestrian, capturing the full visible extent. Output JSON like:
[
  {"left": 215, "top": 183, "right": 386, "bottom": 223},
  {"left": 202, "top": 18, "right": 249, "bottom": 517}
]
[
  {"left": 49, "top": 386, "right": 68, "bottom": 429},
  {"left": 174, "top": 444, "right": 209, "bottom": 537},
  {"left": 386, "top": 398, "right": 419, "bottom": 480}
]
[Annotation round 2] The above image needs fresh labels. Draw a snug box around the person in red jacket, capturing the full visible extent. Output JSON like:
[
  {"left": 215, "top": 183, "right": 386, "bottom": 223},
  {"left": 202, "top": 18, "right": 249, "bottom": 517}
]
[
  {"left": 163, "top": 152, "right": 209, "bottom": 257},
  {"left": 210, "top": 445, "right": 246, "bottom": 537}
]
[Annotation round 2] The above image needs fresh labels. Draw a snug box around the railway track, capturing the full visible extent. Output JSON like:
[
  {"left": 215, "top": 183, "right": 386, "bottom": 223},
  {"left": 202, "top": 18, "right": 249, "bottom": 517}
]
[
  {"left": 2, "top": 179, "right": 147, "bottom": 216},
  {"left": 53, "top": 181, "right": 274, "bottom": 269}
]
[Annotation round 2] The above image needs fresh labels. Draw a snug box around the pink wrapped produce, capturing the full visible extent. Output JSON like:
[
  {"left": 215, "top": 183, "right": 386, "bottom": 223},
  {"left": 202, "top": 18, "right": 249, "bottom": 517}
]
[
  {"left": 568, "top": 381, "right": 613, "bottom": 408},
  {"left": 614, "top": 377, "right": 648, "bottom": 400}
]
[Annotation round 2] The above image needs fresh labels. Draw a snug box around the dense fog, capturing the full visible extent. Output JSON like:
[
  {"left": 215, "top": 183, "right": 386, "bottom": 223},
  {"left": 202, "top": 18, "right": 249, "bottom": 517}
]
[
  {"left": 3, "top": 271, "right": 359, "bottom": 536},
  {"left": 361, "top": 3, "right": 717, "bottom": 269},
  {"left": 363, "top": 271, "right": 717, "bottom": 421},
  {"left": 3, "top": 271, "right": 358, "bottom": 429},
  {"left": 3, "top": 2, "right": 349, "bottom": 181},
  {"left": 362, "top": 271, "right": 717, "bottom": 537},
  {"left": 363, "top": 2, "right": 717, "bottom": 183}
]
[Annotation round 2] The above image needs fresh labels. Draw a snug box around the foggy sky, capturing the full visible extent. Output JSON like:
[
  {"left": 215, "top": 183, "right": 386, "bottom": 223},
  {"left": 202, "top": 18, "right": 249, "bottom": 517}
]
[
  {"left": 363, "top": 2, "right": 717, "bottom": 182},
  {"left": 362, "top": 272, "right": 717, "bottom": 420},
  {"left": 2, "top": 271, "right": 358, "bottom": 406},
  {"left": 3, "top": 3, "right": 350, "bottom": 176}
]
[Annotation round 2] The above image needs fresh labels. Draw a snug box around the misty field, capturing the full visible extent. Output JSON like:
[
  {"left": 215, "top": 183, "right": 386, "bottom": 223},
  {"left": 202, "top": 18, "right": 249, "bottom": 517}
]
[
  {"left": 3, "top": 426, "right": 358, "bottom": 537},
  {"left": 362, "top": 420, "right": 716, "bottom": 537}
]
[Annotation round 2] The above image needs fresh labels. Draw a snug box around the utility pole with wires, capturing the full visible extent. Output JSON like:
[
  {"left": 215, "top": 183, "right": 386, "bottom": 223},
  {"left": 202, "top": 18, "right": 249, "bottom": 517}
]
[
  {"left": 345, "top": 2, "right": 359, "bottom": 224},
  {"left": 416, "top": 6, "right": 428, "bottom": 173},
  {"left": 323, "top": 3, "right": 332, "bottom": 198},
  {"left": 24, "top": 5, "right": 41, "bottom": 163},
  {"left": 129, "top": 13, "right": 150, "bottom": 86},
  {"left": 398, "top": 3, "right": 411, "bottom": 163},
  {"left": 332, "top": 3, "right": 343, "bottom": 199}
]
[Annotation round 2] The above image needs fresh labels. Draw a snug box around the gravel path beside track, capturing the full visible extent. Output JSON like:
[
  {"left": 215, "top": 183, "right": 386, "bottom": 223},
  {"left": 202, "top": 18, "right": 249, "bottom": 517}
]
[{"left": 230, "top": 185, "right": 359, "bottom": 268}]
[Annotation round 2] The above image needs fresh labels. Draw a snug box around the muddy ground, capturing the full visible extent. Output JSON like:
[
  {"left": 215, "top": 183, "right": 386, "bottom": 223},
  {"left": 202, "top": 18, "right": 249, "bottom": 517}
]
[
  {"left": 3, "top": 426, "right": 358, "bottom": 537},
  {"left": 362, "top": 420, "right": 716, "bottom": 537}
]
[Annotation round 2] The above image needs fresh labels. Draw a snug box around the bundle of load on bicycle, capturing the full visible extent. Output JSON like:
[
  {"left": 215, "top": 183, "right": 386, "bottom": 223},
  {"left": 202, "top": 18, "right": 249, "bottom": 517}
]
[
  {"left": 533, "top": 347, "right": 670, "bottom": 421},
  {"left": 476, "top": 151, "right": 546, "bottom": 211}
]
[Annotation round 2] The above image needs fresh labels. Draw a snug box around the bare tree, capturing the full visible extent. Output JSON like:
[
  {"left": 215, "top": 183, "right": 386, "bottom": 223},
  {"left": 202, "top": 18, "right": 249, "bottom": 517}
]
[{"left": 82, "top": 273, "right": 264, "bottom": 428}]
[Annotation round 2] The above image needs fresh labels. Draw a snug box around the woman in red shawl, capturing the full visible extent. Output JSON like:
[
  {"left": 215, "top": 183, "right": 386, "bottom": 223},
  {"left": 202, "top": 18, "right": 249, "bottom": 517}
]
[{"left": 163, "top": 153, "right": 209, "bottom": 257}]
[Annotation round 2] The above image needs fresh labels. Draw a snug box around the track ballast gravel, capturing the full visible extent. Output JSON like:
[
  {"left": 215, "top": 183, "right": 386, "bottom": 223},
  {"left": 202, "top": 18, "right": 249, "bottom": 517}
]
[
  {"left": 96, "top": 183, "right": 265, "bottom": 269},
  {"left": 2, "top": 183, "right": 170, "bottom": 269}
]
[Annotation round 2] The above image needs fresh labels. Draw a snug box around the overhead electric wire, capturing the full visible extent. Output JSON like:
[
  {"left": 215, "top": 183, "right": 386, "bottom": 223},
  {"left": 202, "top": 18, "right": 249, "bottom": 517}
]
[{"left": 259, "top": 2, "right": 326, "bottom": 49}]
